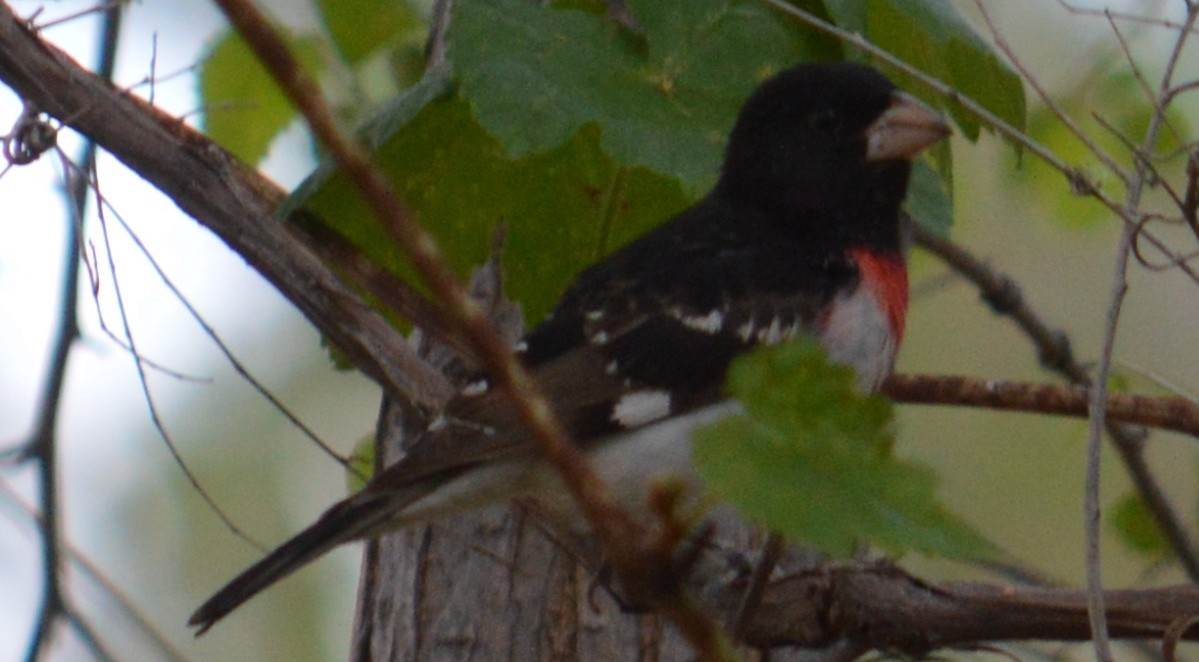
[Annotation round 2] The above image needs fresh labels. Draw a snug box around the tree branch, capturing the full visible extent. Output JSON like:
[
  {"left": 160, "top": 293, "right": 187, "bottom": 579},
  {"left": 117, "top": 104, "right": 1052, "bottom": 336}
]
[
  {"left": 737, "top": 560, "right": 1199, "bottom": 652},
  {"left": 885, "top": 373, "right": 1199, "bottom": 437},
  {"left": 0, "top": 4, "right": 453, "bottom": 408}
]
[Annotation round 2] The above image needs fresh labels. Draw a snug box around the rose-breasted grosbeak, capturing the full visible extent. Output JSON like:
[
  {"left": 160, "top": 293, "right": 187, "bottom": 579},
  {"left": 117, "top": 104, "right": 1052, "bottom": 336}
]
[{"left": 190, "top": 61, "right": 949, "bottom": 633}]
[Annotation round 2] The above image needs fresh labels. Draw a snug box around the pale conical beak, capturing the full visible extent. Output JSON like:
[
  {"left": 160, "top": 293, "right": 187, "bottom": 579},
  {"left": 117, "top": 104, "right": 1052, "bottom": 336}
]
[{"left": 865, "top": 91, "right": 950, "bottom": 162}]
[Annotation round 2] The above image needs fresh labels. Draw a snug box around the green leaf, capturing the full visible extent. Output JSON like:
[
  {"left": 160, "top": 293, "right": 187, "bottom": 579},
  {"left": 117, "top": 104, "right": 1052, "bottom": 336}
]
[
  {"left": 693, "top": 340, "right": 993, "bottom": 560},
  {"left": 1106, "top": 370, "right": 1132, "bottom": 395},
  {"left": 286, "top": 68, "right": 456, "bottom": 211},
  {"left": 905, "top": 157, "right": 953, "bottom": 237},
  {"left": 820, "top": 0, "right": 867, "bottom": 35},
  {"left": 198, "top": 30, "right": 325, "bottom": 166},
  {"left": 316, "top": 0, "right": 423, "bottom": 65},
  {"left": 301, "top": 88, "right": 688, "bottom": 324},
  {"left": 346, "top": 434, "right": 376, "bottom": 494},
  {"left": 1109, "top": 492, "right": 1171, "bottom": 560},
  {"left": 291, "top": 0, "right": 969, "bottom": 336},
  {"left": 449, "top": 0, "right": 831, "bottom": 195},
  {"left": 862, "top": 0, "right": 1026, "bottom": 141}
]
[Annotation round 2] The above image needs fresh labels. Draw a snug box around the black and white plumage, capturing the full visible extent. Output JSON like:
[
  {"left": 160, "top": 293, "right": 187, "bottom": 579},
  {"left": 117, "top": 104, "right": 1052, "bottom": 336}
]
[{"left": 190, "top": 61, "right": 949, "bottom": 633}]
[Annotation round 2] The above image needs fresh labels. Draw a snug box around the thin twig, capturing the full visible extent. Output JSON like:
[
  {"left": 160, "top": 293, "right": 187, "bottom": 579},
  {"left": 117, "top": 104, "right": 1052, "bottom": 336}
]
[
  {"left": 61, "top": 609, "right": 116, "bottom": 662},
  {"left": 759, "top": 0, "right": 1099, "bottom": 201},
  {"left": 81, "top": 175, "right": 360, "bottom": 474},
  {"left": 1091, "top": 112, "right": 1189, "bottom": 218},
  {"left": 90, "top": 165, "right": 265, "bottom": 551},
  {"left": 424, "top": 0, "right": 452, "bottom": 73},
  {"left": 1054, "top": 0, "right": 1199, "bottom": 35},
  {"left": 1084, "top": 4, "right": 1199, "bottom": 657},
  {"left": 0, "top": 477, "right": 189, "bottom": 662},
  {"left": 1089, "top": 244, "right": 1140, "bottom": 662},
  {"left": 911, "top": 226, "right": 1079, "bottom": 378},
  {"left": 1101, "top": 10, "right": 1193, "bottom": 166},
  {"left": 732, "top": 533, "right": 785, "bottom": 639},
  {"left": 2, "top": 6, "right": 121, "bottom": 661},
  {"left": 27, "top": 0, "right": 121, "bottom": 32},
  {"left": 973, "top": 1, "right": 1126, "bottom": 185}
]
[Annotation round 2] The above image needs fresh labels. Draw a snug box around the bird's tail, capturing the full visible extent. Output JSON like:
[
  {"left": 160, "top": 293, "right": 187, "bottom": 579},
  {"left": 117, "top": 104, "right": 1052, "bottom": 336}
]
[{"left": 188, "top": 494, "right": 393, "bottom": 635}]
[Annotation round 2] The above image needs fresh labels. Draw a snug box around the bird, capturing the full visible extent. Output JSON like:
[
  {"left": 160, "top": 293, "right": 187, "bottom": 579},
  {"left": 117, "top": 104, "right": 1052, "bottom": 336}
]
[{"left": 189, "top": 61, "right": 950, "bottom": 633}]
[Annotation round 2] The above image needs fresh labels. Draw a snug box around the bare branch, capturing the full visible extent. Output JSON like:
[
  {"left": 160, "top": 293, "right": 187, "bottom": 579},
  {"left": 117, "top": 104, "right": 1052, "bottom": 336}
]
[
  {"left": 1054, "top": 0, "right": 1199, "bottom": 34},
  {"left": 0, "top": 6, "right": 120, "bottom": 661},
  {"left": 87, "top": 186, "right": 357, "bottom": 473},
  {"left": 1078, "top": 4, "right": 1199, "bottom": 657},
  {"left": 885, "top": 373, "right": 1199, "bottom": 437},
  {"left": 737, "top": 560, "right": 1199, "bottom": 652},
  {"left": 974, "top": 1, "right": 1126, "bottom": 184}
]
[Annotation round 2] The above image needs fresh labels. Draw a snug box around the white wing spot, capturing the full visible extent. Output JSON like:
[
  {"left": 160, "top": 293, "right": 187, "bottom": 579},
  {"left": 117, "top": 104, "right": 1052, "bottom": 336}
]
[
  {"left": 678, "top": 309, "right": 725, "bottom": 334},
  {"left": 514, "top": 340, "right": 528, "bottom": 353},
  {"left": 610, "top": 390, "right": 672, "bottom": 428},
  {"left": 605, "top": 360, "right": 620, "bottom": 376},
  {"left": 461, "top": 379, "right": 489, "bottom": 397},
  {"left": 753, "top": 317, "right": 804, "bottom": 345},
  {"left": 736, "top": 320, "right": 755, "bottom": 342},
  {"left": 438, "top": 415, "right": 495, "bottom": 435},
  {"left": 585, "top": 309, "right": 604, "bottom": 321},
  {"left": 757, "top": 317, "right": 785, "bottom": 344},
  {"left": 590, "top": 330, "right": 610, "bottom": 345}
]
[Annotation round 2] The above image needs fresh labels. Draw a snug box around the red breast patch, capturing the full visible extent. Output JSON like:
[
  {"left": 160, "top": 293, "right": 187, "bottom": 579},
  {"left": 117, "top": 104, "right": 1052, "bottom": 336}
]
[{"left": 848, "top": 248, "right": 908, "bottom": 344}]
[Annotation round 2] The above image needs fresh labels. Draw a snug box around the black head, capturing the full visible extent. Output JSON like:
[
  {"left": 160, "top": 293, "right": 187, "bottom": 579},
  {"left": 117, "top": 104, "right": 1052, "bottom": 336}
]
[{"left": 715, "top": 62, "right": 947, "bottom": 249}]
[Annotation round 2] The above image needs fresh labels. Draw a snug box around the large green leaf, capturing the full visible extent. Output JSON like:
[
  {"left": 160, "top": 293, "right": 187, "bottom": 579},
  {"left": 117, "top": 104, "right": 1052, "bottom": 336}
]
[
  {"left": 301, "top": 90, "right": 688, "bottom": 324},
  {"left": 198, "top": 31, "right": 325, "bottom": 166},
  {"left": 693, "top": 341, "right": 993, "bottom": 560},
  {"left": 449, "top": 0, "right": 832, "bottom": 195},
  {"left": 860, "top": 0, "right": 1026, "bottom": 141},
  {"left": 292, "top": 0, "right": 994, "bottom": 331},
  {"left": 820, "top": 0, "right": 867, "bottom": 34}
]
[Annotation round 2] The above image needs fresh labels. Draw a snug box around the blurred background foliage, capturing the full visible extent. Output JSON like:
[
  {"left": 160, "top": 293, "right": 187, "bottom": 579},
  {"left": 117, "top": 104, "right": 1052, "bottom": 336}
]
[{"left": 3, "top": 1, "right": 1198, "bottom": 660}]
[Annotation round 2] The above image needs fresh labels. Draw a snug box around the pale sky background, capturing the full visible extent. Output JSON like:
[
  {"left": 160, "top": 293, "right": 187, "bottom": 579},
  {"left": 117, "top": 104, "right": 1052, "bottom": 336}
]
[
  {"left": 0, "top": 1, "right": 1193, "bottom": 661},
  {"left": 0, "top": 1, "right": 377, "bottom": 659}
]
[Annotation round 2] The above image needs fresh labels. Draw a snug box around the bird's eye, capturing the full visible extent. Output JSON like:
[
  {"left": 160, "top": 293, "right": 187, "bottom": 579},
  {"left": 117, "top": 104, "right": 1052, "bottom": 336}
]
[{"left": 810, "top": 108, "right": 841, "bottom": 133}]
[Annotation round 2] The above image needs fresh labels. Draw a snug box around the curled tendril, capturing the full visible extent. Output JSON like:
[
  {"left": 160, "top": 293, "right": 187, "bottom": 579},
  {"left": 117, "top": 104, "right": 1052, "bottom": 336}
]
[
  {"left": 1184, "top": 147, "right": 1198, "bottom": 236},
  {"left": 1130, "top": 211, "right": 1199, "bottom": 272},
  {"left": 2, "top": 105, "right": 57, "bottom": 166}
]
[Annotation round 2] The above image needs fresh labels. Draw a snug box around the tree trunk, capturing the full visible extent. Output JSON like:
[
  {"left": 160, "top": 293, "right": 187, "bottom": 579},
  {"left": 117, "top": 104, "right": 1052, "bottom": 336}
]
[{"left": 350, "top": 396, "right": 712, "bottom": 662}]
